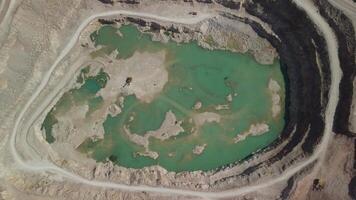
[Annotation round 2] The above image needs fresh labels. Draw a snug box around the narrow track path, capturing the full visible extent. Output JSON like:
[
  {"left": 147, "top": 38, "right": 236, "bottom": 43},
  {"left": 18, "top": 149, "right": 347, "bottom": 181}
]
[{"left": 9, "top": 1, "right": 342, "bottom": 199}]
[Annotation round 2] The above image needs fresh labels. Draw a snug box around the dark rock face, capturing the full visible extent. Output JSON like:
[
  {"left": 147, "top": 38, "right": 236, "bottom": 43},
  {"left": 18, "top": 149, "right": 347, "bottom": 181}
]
[
  {"left": 125, "top": 17, "right": 165, "bottom": 32},
  {"left": 215, "top": 0, "right": 241, "bottom": 10},
  {"left": 196, "top": 0, "right": 213, "bottom": 3},
  {"left": 211, "top": 0, "right": 355, "bottom": 187},
  {"left": 98, "top": 0, "right": 113, "bottom": 4},
  {"left": 98, "top": 19, "right": 115, "bottom": 25},
  {"left": 280, "top": 177, "right": 295, "bottom": 200},
  {"left": 117, "top": 0, "right": 140, "bottom": 4},
  {"left": 126, "top": 17, "right": 147, "bottom": 26},
  {"left": 150, "top": 22, "right": 163, "bottom": 31},
  {"left": 349, "top": 176, "right": 356, "bottom": 200},
  {"left": 314, "top": 0, "right": 356, "bottom": 136},
  {"left": 210, "top": 0, "right": 339, "bottom": 182},
  {"left": 244, "top": 0, "right": 329, "bottom": 160},
  {"left": 97, "top": 0, "right": 355, "bottom": 188}
]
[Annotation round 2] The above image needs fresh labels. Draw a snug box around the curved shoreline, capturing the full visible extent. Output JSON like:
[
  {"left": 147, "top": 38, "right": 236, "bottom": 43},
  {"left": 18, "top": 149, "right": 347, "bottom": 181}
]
[
  {"left": 10, "top": 10, "right": 214, "bottom": 167},
  {"left": 5, "top": 0, "right": 345, "bottom": 199}
]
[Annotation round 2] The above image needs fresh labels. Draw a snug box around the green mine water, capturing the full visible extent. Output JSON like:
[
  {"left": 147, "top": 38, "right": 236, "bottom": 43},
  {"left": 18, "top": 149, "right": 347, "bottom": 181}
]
[
  {"left": 43, "top": 25, "right": 285, "bottom": 172},
  {"left": 41, "top": 67, "right": 109, "bottom": 143}
]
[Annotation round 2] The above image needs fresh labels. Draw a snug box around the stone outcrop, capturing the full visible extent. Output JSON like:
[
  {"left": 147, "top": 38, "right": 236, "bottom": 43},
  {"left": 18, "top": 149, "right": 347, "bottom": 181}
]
[
  {"left": 243, "top": 0, "right": 330, "bottom": 164},
  {"left": 314, "top": 0, "right": 356, "bottom": 136},
  {"left": 124, "top": 16, "right": 278, "bottom": 65}
]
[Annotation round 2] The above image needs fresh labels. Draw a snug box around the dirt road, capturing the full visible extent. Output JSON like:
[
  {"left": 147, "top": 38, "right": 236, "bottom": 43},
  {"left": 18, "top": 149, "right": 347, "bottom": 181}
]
[{"left": 8, "top": 0, "right": 343, "bottom": 199}]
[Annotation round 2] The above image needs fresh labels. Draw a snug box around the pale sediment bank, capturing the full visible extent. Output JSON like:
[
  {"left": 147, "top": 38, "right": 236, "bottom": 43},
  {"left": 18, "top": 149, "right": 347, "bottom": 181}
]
[
  {"left": 269, "top": 78, "right": 282, "bottom": 118},
  {"left": 193, "top": 144, "right": 207, "bottom": 155},
  {"left": 99, "top": 50, "right": 168, "bottom": 104},
  {"left": 0, "top": 0, "right": 354, "bottom": 198},
  {"left": 123, "top": 110, "right": 184, "bottom": 159},
  {"left": 42, "top": 15, "right": 284, "bottom": 181},
  {"left": 234, "top": 123, "right": 270, "bottom": 143},
  {"left": 192, "top": 112, "right": 221, "bottom": 129}
]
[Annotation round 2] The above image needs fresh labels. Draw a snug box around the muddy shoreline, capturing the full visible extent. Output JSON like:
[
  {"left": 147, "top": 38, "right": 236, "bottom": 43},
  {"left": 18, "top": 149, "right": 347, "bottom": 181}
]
[
  {"left": 76, "top": 0, "right": 333, "bottom": 186},
  {"left": 42, "top": 0, "right": 353, "bottom": 191},
  {"left": 3, "top": 0, "right": 349, "bottom": 194},
  {"left": 0, "top": 0, "right": 354, "bottom": 198}
]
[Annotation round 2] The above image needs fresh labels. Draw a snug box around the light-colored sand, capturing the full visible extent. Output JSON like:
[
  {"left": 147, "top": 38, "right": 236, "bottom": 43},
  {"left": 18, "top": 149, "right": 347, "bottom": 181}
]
[
  {"left": 268, "top": 78, "right": 281, "bottom": 118},
  {"left": 123, "top": 110, "right": 184, "bottom": 159},
  {"left": 123, "top": 111, "right": 221, "bottom": 159},
  {"left": 0, "top": 77, "right": 7, "bottom": 89},
  {"left": 1, "top": 0, "right": 346, "bottom": 198},
  {"left": 193, "top": 101, "right": 202, "bottom": 110},
  {"left": 192, "top": 144, "right": 207, "bottom": 155},
  {"left": 197, "top": 15, "right": 278, "bottom": 65},
  {"left": 99, "top": 50, "right": 168, "bottom": 104},
  {"left": 215, "top": 104, "right": 230, "bottom": 110},
  {"left": 123, "top": 126, "right": 149, "bottom": 147},
  {"left": 290, "top": 135, "right": 354, "bottom": 200},
  {"left": 137, "top": 151, "right": 159, "bottom": 160},
  {"left": 226, "top": 94, "right": 233, "bottom": 102},
  {"left": 52, "top": 103, "right": 107, "bottom": 148},
  {"left": 193, "top": 112, "right": 221, "bottom": 128},
  {"left": 107, "top": 103, "right": 122, "bottom": 116},
  {"left": 49, "top": 50, "right": 171, "bottom": 150},
  {"left": 234, "top": 123, "right": 270, "bottom": 143},
  {"left": 147, "top": 110, "right": 184, "bottom": 140}
]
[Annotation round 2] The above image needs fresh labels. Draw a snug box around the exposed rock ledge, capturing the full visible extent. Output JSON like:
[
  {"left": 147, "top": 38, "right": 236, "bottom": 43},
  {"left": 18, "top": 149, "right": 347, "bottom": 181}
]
[{"left": 123, "top": 16, "right": 278, "bottom": 65}]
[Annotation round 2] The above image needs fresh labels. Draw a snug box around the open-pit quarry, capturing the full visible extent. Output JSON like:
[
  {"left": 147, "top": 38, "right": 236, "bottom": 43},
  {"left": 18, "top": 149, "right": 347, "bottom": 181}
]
[{"left": 0, "top": 0, "right": 355, "bottom": 200}]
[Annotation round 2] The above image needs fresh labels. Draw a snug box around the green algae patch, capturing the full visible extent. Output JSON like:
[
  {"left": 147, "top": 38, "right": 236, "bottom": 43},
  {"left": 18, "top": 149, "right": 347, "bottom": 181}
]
[{"left": 47, "top": 25, "right": 285, "bottom": 172}]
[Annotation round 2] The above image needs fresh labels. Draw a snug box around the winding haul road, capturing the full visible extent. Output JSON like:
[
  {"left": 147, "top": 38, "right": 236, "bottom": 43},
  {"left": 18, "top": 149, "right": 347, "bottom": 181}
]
[
  {"left": 328, "top": 0, "right": 356, "bottom": 27},
  {"left": 8, "top": 0, "right": 342, "bottom": 199},
  {"left": 0, "top": 0, "right": 9, "bottom": 24},
  {"left": 0, "top": 0, "right": 18, "bottom": 47},
  {"left": 0, "top": 0, "right": 15, "bottom": 31}
]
